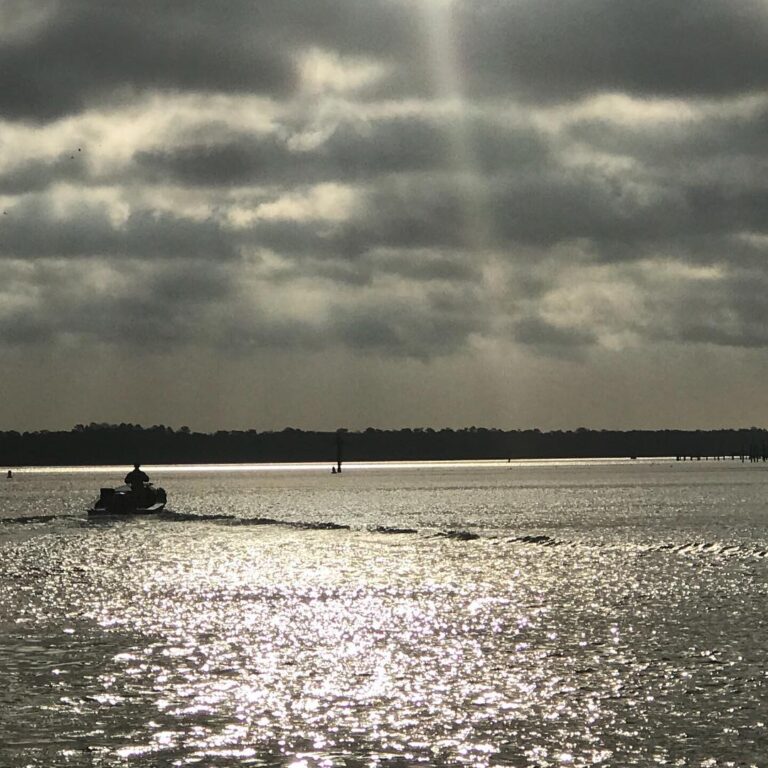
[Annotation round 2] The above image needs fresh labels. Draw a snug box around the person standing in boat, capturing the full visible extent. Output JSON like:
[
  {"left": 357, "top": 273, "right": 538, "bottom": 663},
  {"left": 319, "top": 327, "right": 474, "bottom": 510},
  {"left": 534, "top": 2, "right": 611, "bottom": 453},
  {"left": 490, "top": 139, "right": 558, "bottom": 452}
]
[{"left": 124, "top": 463, "right": 149, "bottom": 491}]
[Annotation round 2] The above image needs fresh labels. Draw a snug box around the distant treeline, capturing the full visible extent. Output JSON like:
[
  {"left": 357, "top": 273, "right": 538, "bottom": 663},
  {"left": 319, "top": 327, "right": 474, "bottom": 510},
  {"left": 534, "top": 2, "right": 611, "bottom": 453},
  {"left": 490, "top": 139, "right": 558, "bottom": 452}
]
[{"left": 2, "top": 423, "right": 768, "bottom": 467}]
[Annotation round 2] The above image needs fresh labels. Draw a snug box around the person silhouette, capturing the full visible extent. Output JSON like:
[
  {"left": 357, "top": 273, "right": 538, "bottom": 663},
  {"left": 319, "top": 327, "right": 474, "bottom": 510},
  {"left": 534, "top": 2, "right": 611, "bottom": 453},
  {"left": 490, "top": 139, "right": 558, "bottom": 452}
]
[{"left": 124, "top": 463, "right": 149, "bottom": 491}]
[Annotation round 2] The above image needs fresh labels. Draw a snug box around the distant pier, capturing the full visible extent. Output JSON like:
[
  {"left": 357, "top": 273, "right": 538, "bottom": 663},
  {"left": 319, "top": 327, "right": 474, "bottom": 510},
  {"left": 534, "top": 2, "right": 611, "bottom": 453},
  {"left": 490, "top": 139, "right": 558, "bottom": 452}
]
[{"left": 675, "top": 447, "right": 768, "bottom": 463}]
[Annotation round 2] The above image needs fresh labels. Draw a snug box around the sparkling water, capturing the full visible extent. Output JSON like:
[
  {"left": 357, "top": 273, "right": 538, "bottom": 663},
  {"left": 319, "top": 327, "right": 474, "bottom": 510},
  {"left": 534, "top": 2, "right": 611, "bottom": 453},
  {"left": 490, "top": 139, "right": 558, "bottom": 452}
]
[{"left": 2, "top": 459, "right": 768, "bottom": 766}]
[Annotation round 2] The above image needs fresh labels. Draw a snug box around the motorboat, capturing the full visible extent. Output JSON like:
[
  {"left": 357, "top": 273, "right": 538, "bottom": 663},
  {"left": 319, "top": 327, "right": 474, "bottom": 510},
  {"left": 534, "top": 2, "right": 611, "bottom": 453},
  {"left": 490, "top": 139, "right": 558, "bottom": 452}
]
[{"left": 88, "top": 482, "right": 167, "bottom": 516}]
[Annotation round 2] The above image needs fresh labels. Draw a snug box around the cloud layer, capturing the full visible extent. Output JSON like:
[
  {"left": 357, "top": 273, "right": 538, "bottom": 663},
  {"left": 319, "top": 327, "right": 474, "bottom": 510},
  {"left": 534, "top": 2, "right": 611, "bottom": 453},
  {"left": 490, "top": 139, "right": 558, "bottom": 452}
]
[{"left": 1, "top": 0, "right": 768, "bottom": 429}]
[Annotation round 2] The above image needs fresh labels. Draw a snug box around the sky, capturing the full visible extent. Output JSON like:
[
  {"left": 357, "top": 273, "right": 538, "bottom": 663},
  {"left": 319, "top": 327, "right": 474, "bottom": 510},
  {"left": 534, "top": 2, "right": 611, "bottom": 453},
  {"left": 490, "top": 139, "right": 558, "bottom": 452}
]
[{"left": 1, "top": 0, "right": 768, "bottom": 432}]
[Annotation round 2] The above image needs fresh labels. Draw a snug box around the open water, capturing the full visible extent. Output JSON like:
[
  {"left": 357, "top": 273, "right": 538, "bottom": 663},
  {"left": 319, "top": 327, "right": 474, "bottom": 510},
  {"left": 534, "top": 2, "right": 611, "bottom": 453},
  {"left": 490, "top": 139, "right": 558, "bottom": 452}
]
[{"left": 2, "top": 459, "right": 768, "bottom": 767}]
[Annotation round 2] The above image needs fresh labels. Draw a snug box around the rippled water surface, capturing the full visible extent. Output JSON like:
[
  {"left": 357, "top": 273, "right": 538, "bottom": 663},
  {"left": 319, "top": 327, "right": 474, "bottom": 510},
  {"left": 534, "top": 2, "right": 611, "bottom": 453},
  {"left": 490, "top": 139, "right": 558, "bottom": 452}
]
[{"left": 3, "top": 459, "right": 768, "bottom": 766}]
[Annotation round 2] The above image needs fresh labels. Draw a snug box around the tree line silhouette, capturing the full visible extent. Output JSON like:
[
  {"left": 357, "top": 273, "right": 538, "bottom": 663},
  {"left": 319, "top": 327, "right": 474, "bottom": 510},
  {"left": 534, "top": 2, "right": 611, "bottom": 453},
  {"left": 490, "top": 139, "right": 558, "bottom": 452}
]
[{"left": 1, "top": 423, "right": 768, "bottom": 466}]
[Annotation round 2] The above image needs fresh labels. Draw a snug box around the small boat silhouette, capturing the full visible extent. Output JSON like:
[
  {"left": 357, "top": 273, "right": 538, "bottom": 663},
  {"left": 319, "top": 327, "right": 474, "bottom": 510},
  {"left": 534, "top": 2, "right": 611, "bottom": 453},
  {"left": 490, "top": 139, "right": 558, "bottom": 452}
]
[{"left": 88, "top": 482, "right": 167, "bottom": 516}]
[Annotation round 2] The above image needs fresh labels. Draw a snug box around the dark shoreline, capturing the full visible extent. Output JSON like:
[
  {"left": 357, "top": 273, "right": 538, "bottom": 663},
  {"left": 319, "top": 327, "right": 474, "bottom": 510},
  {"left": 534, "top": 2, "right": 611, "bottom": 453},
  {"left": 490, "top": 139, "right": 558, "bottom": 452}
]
[{"left": 2, "top": 424, "right": 767, "bottom": 467}]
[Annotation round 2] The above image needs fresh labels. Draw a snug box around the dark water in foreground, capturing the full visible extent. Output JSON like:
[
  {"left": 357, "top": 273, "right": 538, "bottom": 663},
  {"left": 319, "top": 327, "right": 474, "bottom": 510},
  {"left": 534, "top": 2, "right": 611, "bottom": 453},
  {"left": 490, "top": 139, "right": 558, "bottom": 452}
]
[{"left": 2, "top": 459, "right": 768, "bottom": 767}]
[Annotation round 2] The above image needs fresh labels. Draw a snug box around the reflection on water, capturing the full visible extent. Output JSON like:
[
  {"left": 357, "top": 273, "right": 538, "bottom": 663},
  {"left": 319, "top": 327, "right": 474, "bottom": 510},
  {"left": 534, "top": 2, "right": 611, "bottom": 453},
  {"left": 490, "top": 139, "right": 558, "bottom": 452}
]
[{"left": 2, "top": 462, "right": 768, "bottom": 766}]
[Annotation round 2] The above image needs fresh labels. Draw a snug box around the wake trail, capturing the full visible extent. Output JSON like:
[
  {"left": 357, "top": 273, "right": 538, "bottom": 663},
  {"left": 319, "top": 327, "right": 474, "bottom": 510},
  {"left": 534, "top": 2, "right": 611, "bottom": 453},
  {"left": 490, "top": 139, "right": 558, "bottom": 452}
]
[
  {"left": 0, "top": 514, "right": 69, "bottom": 525},
  {"left": 4, "top": 511, "right": 768, "bottom": 562}
]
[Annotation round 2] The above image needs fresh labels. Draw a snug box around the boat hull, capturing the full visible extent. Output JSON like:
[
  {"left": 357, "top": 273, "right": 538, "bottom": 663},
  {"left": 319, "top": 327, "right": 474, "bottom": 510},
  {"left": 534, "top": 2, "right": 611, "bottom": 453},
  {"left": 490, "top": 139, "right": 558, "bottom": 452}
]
[
  {"left": 88, "top": 484, "right": 167, "bottom": 516},
  {"left": 88, "top": 502, "right": 166, "bottom": 517}
]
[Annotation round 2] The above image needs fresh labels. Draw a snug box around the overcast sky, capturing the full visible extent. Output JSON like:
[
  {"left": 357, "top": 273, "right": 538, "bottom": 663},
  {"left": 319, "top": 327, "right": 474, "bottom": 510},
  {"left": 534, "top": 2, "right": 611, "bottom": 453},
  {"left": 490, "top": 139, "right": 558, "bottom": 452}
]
[{"left": 2, "top": 0, "right": 768, "bottom": 431}]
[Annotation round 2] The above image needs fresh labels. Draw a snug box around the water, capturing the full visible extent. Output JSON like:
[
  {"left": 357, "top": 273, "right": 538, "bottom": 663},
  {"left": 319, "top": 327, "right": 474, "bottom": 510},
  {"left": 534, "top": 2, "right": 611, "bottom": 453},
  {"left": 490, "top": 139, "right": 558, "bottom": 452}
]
[{"left": 2, "top": 459, "right": 768, "bottom": 767}]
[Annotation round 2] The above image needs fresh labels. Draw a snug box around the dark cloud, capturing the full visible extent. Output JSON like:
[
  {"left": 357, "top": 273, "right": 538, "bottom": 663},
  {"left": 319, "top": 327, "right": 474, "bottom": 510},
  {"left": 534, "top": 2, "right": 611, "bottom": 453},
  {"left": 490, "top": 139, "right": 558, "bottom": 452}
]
[
  {"left": 241, "top": 170, "right": 721, "bottom": 262},
  {"left": 243, "top": 182, "right": 470, "bottom": 260},
  {"left": 0, "top": 154, "right": 88, "bottom": 195},
  {"left": 0, "top": 2, "right": 296, "bottom": 120},
  {"left": 514, "top": 316, "right": 597, "bottom": 358},
  {"left": 493, "top": 176, "right": 768, "bottom": 252},
  {"left": 0, "top": 310, "right": 51, "bottom": 346},
  {"left": 0, "top": 258, "right": 235, "bottom": 347},
  {"left": 134, "top": 116, "right": 549, "bottom": 188},
  {"left": 4, "top": 0, "right": 768, "bottom": 431},
  {"left": 134, "top": 135, "right": 296, "bottom": 188},
  {"left": 0, "top": 0, "right": 424, "bottom": 121},
  {"left": 645, "top": 267, "right": 768, "bottom": 349},
  {"left": 395, "top": 166, "right": 768, "bottom": 256},
  {"left": 0, "top": 240, "right": 487, "bottom": 360},
  {"left": 226, "top": 159, "right": 768, "bottom": 279},
  {"left": 0, "top": 198, "right": 237, "bottom": 260},
  {"left": 256, "top": 248, "right": 481, "bottom": 289},
  {"left": 458, "top": 0, "right": 768, "bottom": 102},
  {"left": 365, "top": 249, "right": 481, "bottom": 284},
  {"left": 330, "top": 290, "right": 486, "bottom": 359},
  {"left": 4, "top": 1, "right": 767, "bottom": 121},
  {"left": 569, "top": 106, "right": 768, "bottom": 166},
  {"left": 0, "top": 243, "right": 489, "bottom": 360}
]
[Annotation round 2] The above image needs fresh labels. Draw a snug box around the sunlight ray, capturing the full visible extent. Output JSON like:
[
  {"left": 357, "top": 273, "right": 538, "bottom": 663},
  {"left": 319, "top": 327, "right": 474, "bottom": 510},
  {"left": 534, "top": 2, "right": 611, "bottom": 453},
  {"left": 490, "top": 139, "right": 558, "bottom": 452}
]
[{"left": 417, "top": 0, "right": 495, "bottom": 253}]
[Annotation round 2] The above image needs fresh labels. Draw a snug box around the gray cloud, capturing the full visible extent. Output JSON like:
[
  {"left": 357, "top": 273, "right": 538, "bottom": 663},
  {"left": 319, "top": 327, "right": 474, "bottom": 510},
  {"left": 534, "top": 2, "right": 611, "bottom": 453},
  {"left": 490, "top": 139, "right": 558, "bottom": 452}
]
[
  {"left": 0, "top": 0, "right": 426, "bottom": 121},
  {"left": 0, "top": 258, "right": 235, "bottom": 347},
  {"left": 513, "top": 316, "right": 597, "bottom": 359},
  {"left": 0, "top": 153, "right": 88, "bottom": 194},
  {"left": 330, "top": 289, "right": 486, "bottom": 359},
  {"left": 133, "top": 116, "right": 550, "bottom": 189},
  {"left": 2, "top": 0, "right": 768, "bottom": 429},
  {"left": 0, "top": 245, "right": 487, "bottom": 361},
  {"left": 642, "top": 266, "right": 768, "bottom": 349},
  {"left": 260, "top": 248, "right": 482, "bottom": 289},
  {"left": 569, "top": 106, "right": 768, "bottom": 166},
  {"left": 458, "top": 0, "right": 768, "bottom": 102},
  {"left": 4, "top": 1, "right": 767, "bottom": 121},
  {"left": 243, "top": 167, "right": 763, "bottom": 263},
  {"left": 134, "top": 135, "right": 296, "bottom": 188},
  {"left": 224, "top": 178, "right": 475, "bottom": 262},
  {"left": 0, "top": 2, "right": 296, "bottom": 120},
  {"left": 0, "top": 198, "right": 237, "bottom": 260}
]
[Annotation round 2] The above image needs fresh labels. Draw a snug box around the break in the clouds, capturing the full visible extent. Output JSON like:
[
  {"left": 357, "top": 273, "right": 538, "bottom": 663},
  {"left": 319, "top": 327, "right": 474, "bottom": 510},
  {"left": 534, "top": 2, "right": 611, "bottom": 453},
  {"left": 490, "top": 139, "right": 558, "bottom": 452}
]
[{"left": 1, "top": 0, "right": 768, "bottom": 431}]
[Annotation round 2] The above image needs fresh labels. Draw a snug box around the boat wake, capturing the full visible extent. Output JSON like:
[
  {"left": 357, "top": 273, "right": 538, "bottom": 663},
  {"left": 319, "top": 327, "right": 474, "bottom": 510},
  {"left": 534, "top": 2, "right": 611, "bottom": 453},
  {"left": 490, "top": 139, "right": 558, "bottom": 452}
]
[
  {"left": 643, "top": 540, "right": 768, "bottom": 559},
  {"left": 0, "top": 514, "right": 66, "bottom": 525},
  {"left": 3, "top": 512, "right": 768, "bottom": 562},
  {"left": 159, "top": 510, "right": 351, "bottom": 531},
  {"left": 371, "top": 526, "right": 419, "bottom": 535},
  {"left": 434, "top": 529, "right": 481, "bottom": 541},
  {"left": 509, "top": 534, "right": 563, "bottom": 546},
  {"left": 503, "top": 533, "right": 768, "bottom": 561}
]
